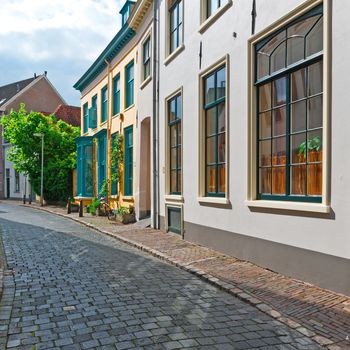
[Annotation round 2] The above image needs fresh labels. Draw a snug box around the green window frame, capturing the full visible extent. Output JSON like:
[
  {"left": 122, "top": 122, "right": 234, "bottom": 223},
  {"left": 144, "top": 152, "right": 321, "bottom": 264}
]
[
  {"left": 76, "top": 137, "right": 94, "bottom": 197},
  {"left": 125, "top": 61, "right": 134, "bottom": 108},
  {"left": 97, "top": 131, "right": 107, "bottom": 193},
  {"left": 206, "top": 0, "right": 222, "bottom": 18},
  {"left": 143, "top": 37, "right": 151, "bottom": 81},
  {"left": 111, "top": 132, "right": 119, "bottom": 195},
  {"left": 168, "top": 94, "right": 182, "bottom": 195},
  {"left": 89, "top": 95, "right": 98, "bottom": 129},
  {"left": 113, "top": 75, "right": 120, "bottom": 115},
  {"left": 204, "top": 65, "right": 226, "bottom": 197},
  {"left": 83, "top": 103, "right": 88, "bottom": 134},
  {"left": 101, "top": 85, "right": 108, "bottom": 123},
  {"left": 124, "top": 126, "right": 133, "bottom": 196},
  {"left": 255, "top": 5, "right": 323, "bottom": 203},
  {"left": 169, "top": 0, "right": 183, "bottom": 54}
]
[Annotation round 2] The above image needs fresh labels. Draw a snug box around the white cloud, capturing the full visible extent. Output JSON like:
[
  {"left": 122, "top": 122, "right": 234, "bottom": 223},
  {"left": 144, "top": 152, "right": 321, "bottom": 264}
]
[{"left": 0, "top": 0, "right": 125, "bottom": 105}]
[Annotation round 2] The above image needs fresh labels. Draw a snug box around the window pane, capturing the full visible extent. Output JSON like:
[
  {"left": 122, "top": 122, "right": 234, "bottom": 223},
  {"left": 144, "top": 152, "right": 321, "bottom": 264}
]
[
  {"left": 178, "top": 1, "right": 183, "bottom": 24},
  {"left": 259, "top": 140, "right": 271, "bottom": 167},
  {"left": 216, "top": 67, "right": 226, "bottom": 99},
  {"left": 307, "top": 163, "right": 322, "bottom": 196},
  {"left": 308, "top": 61, "right": 323, "bottom": 96},
  {"left": 287, "top": 37, "right": 305, "bottom": 65},
  {"left": 259, "top": 83, "right": 271, "bottom": 111},
  {"left": 291, "top": 101, "right": 307, "bottom": 133},
  {"left": 168, "top": 207, "right": 181, "bottom": 233},
  {"left": 273, "top": 76, "right": 287, "bottom": 107},
  {"left": 205, "top": 73, "right": 215, "bottom": 105},
  {"left": 291, "top": 165, "right": 307, "bottom": 195},
  {"left": 170, "top": 148, "right": 177, "bottom": 170},
  {"left": 270, "top": 41, "right": 286, "bottom": 73},
  {"left": 291, "top": 133, "right": 306, "bottom": 164},
  {"left": 218, "top": 133, "right": 225, "bottom": 163},
  {"left": 291, "top": 68, "right": 306, "bottom": 101},
  {"left": 307, "top": 130, "right": 322, "bottom": 163},
  {"left": 272, "top": 107, "right": 286, "bottom": 137},
  {"left": 306, "top": 17, "right": 323, "bottom": 57},
  {"left": 176, "top": 96, "right": 182, "bottom": 119},
  {"left": 206, "top": 108, "right": 216, "bottom": 136},
  {"left": 170, "top": 6, "right": 178, "bottom": 31},
  {"left": 272, "top": 167, "right": 286, "bottom": 195},
  {"left": 169, "top": 99, "right": 176, "bottom": 122},
  {"left": 206, "top": 136, "right": 216, "bottom": 165},
  {"left": 308, "top": 95, "right": 323, "bottom": 130},
  {"left": 218, "top": 164, "right": 225, "bottom": 193},
  {"left": 272, "top": 137, "right": 286, "bottom": 165},
  {"left": 170, "top": 31, "right": 177, "bottom": 52},
  {"left": 257, "top": 53, "right": 269, "bottom": 80},
  {"left": 177, "top": 146, "right": 182, "bottom": 168},
  {"left": 259, "top": 30, "right": 286, "bottom": 56},
  {"left": 178, "top": 22, "right": 183, "bottom": 47},
  {"left": 170, "top": 170, "right": 177, "bottom": 193},
  {"left": 177, "top": 123, "right": 182, "bottom": 146},
  {"left": 260, "top": 168, "right": 272, "bottom": 194},
  {"left": 206, "top": 166, "right": 216, "bottom": 193},
  {"left": 177, "top": 170, "right": 182, "bottom": 193},
  {"left": 259, "top": 112, "right": 271, "bottom": 139},
  {"left": 170, "top": 125, "right": 177, "bottom": 147},
  {"left": 218, "top": 103, "right": 225, "bottom": 133}
]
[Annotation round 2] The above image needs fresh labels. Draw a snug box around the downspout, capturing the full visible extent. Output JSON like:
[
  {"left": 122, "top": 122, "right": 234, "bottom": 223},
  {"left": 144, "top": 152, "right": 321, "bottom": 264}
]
[
  {"left": 152, "top": 0, "right": 160, "bottom": 229},
  {"left": 105, "top": 59, "right": 112, "bottom": 204}
]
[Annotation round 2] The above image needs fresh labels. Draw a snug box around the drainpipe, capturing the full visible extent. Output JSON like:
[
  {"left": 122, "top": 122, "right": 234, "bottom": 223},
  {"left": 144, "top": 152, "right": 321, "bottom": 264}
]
[
  {"left": 105, "top": 59, "right": 112, "bottom": 204},
  {"left": 152, "top": 0, "right": 160, "bottom": 229}
]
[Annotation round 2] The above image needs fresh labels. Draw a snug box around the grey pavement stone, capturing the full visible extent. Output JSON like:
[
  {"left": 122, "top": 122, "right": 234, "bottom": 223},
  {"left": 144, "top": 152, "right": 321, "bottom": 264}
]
[{"left": 0, "top": 203, "right": 324, "bottom": 350}]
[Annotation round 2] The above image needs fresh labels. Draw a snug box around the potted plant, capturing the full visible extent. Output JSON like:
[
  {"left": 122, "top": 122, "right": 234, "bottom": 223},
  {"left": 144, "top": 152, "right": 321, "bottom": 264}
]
[
  {"left": 115, "top": 205, "right": 136, "bottom": 224},
  {"left": 88, "top": 197, "right": 100, "bottom": 216},
  {"left": 297, "top": 136, "right": 322, "bottom": 195}
]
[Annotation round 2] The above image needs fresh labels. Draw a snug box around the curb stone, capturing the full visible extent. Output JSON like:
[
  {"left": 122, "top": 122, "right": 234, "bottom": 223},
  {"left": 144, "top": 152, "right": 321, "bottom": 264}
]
[{"left": 20, "top": 204, "right": 340, "bottom": 349}]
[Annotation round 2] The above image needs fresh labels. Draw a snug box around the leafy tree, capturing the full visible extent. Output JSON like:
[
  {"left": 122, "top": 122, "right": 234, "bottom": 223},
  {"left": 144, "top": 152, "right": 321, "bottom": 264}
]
[{"left": 1, "top": 104, "right": 80, "bottom": 202}]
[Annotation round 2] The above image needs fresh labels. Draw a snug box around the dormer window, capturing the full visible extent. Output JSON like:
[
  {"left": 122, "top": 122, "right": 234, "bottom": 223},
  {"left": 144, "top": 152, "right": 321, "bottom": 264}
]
[{"left": 120, "top": 1, "right": 136, "bottom": 27}]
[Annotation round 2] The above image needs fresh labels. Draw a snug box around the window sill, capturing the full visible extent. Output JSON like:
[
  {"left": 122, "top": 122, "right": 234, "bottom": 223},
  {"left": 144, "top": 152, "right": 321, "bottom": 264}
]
[
  {"left": 140, "top": 75, "right": 152, "bottom": 90},
  {"left": 199, "top": 0, "right": 233, "bottom": 34},
  {"left": 164, "top": 44, "right": 185, "bottom": 66},
  {"left": 100, "top": 121, "right": 107, "bottom": 126},
  {"left": 122, "top": 196, "right": 134, "bottom": 201},
  {"left": 198, "top": 197, "right": 230, "bottom": 205},
  {"left": 245, "top": 200, "right": 331, "bottom": 213},
  {"left": 165, "top": 194, "right": 184, "bottom": 203},
  {"left": 112, "top": 113, "right": 121, "bottom": 119},
  {"left": 124, "top": 104, "right": 135, "bottom": 113}
]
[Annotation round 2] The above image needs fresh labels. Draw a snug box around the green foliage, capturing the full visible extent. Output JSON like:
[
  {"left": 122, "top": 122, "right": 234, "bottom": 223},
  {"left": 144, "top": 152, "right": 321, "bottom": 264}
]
[
  {"left": 114, "top": 205, "right": 134, "bottom": 215},
  {"left": 89, "top": 197, "right": 101, "bottom": 214},
  {"left": 110, "top": 134, "right": 123, "bottom": 190},
  {"left": 298, "top": 136, "right": 322, "bottom": 157},
  {"left": 98, "top": 180, "right": 108, "bottom": 199},
  {"left": 0, "top": 104, "right": 80, "bottom": 201}
]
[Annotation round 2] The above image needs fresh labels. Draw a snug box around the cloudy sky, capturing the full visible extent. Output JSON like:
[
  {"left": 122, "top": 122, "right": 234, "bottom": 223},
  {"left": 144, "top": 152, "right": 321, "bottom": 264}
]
[{"left": 0, "top": 0, "right": 124, "bottom": 106}]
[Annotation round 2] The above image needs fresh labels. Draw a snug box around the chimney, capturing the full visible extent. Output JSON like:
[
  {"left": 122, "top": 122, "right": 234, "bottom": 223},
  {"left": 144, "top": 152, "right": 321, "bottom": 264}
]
[
  {"left": 44, "top": 71, "right": 47, "bottom": 76},
  {"left": 34, "top": 73, "right": 37, "bottom": 78}
]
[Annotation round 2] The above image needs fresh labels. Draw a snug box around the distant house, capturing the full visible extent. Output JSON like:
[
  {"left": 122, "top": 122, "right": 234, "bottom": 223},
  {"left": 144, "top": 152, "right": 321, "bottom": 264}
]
[{"left": 0, "top": 73, "right": 80, "bottom": 200}]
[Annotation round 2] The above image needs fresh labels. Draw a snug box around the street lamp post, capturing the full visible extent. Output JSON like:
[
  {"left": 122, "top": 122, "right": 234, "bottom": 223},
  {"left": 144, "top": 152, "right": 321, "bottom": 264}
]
[{"left": 34, "top": 133, "right": 44, "bottom": 206}]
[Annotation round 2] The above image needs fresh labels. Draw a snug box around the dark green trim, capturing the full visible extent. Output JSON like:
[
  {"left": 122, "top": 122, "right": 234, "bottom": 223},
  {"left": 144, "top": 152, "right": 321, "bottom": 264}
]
[
  {"left": 74, "top": 26, "right": 135, "bottom": 92},
  {"left": 168, "top": 94, "right": 182, "bottom": 195},
  {"left": 124, "top": 126, "right": 133, "bottom": 196},
  {"left": 125, "top": 60, "right": 135, "bottom": 108},
  {"left": 113, "top": 75, "right": 121, "bottom": 116},
  {"left": 101, "top": 85, "right": 108, "bottom": 123},
  {"left": 83, "top": 103, "right": 88, "bottom": 134}
]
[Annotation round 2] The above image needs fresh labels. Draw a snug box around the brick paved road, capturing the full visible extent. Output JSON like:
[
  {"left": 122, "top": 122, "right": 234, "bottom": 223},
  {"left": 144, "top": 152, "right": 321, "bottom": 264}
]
[{"left": 0, "top": 203, "right": 323, "bottom": 349}]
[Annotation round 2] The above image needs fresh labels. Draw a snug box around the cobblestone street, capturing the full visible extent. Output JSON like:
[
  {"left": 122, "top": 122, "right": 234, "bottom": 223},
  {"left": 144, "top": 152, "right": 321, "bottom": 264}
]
[{"left": 0, "top": 202, "right": 324, "bottom": 349}]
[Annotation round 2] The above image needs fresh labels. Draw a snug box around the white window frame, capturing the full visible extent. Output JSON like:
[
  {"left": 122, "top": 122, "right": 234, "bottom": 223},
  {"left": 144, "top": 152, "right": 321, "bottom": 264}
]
[
  {"left": 140, "top": 29, "right": 152, "bottom": 89},
  {"left": 164, "top": 0, "right": 185, "bottom": 66},
  {"left": 246, "top": 0, "right": 331, "bottom": 214},
  {"left": 199, "top": 0, "right": 232, "bottom": 34}
]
